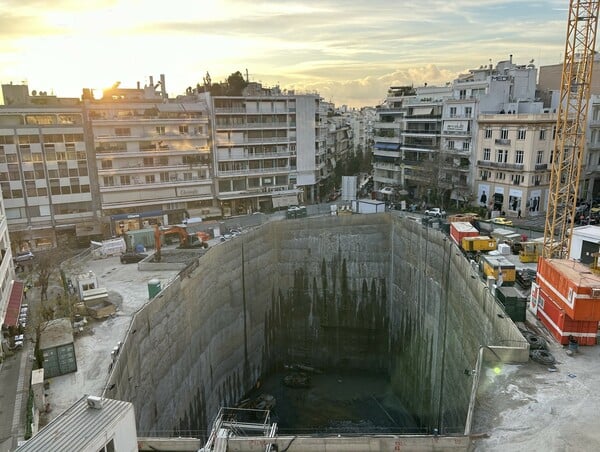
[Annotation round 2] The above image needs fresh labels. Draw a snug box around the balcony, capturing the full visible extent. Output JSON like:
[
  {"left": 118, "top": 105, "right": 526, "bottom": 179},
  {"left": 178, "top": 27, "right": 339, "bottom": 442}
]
[
  {"left": 477, "top": 160, "right": 524, "bottom": 171},
  {"left": 215, "top": 122, "right": 294, "bottom": 130},
  {"left": 373, "top": 162, "right": 401, "bottom": 171},
  {"left": 100, "top": 176, "right": 212, "bottom": 191},
  {"left": 495, "top": 138, "right": 511, "bottom": 145},
  {"left": 217, "top": 166, "right": 291, "bottom": 177},
  {"left": 218, "top": 151, "right": 292, "bottom": 161},
  {"left": 214, "top": 107, "right": 247, "bottom": 114},
  {"left": 535, "top": 163, "right": 548, "bottom": 170}
]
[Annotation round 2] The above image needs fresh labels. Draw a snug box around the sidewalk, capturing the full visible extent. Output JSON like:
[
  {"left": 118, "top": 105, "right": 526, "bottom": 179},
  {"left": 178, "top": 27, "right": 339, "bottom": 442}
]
[{"left": 0, "top": 339, "right": 31, "bottom": 452}]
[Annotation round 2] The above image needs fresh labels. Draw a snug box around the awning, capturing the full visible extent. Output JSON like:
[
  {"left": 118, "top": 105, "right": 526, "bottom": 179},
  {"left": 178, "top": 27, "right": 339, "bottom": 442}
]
[
  {"left": 411, "top": 107, "right": 433, "bottom": 116},
  {"left": 374, "top": 143, "right": 400, "bottom": 151},
  {"left": 3, "top": 281, "right": 24, "bottom": 328},
  {"left": 110, "top": 210, "right": 163, "bottom": 221}
]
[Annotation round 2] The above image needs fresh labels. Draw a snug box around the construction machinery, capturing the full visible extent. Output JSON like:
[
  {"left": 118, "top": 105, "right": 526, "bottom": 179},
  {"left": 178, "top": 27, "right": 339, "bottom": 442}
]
[
  {"left": 153, "top": 224, "right": 210, "bottom": 262},
  {"left": 533, "top": 1, "right": 600, "bottom": 347},
  {"left": 543, "top": 0, "right": 600, "bottom": 259}
]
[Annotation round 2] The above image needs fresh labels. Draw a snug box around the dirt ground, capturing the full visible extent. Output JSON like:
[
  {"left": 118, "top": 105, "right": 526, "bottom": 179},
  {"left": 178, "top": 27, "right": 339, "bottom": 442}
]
[{"left": 471, "top": 313, "right": 600, "bottom": 451}]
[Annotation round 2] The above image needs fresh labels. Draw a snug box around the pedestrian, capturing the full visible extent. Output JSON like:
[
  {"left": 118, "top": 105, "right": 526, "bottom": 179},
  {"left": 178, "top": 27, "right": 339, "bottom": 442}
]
[
  {"left": 518, "top": 209, "right": 521, "bottom": 219},
  {"left": 23, "top": 286, "right": 28, "bottom": 300}
]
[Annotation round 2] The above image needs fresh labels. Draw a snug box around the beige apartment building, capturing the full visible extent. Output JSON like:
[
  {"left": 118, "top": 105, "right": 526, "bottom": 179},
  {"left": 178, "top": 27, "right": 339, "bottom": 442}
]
[
  {"left": 475, "top": 113, "right": 555, "bottom": 218},
  {"left": 85, "top": 81, "right": 214, "bottom": 234}
]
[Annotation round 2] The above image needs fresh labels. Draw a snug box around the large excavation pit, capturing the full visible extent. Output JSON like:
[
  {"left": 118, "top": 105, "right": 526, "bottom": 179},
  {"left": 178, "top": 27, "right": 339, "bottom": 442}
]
[{"left": 106, "top": 214, "right": 527, "bottom": 446}]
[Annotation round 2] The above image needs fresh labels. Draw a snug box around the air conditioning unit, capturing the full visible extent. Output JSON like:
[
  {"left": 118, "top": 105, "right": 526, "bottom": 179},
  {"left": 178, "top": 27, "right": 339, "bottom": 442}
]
[
  {"left": 87, "top": 395, "right": 104, "bottom": 410},
  {"left": 592, "top": 288, "right": 600, "bottom": 298}
]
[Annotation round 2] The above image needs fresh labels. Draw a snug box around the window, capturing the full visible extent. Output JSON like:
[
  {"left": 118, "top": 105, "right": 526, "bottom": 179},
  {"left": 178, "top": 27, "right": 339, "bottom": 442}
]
[
  {"left": 496, "top": 172, "right": 505, "bottom": 180},
  {"left": 539, "top": 129, "right": 546, "bottom": 140},
  {"left": 101, "top": 160, "right": 112, "bottom": 169},
  {"left": 465, "top": 107, "right": 472, "bottom": 117},
  {"left": 115, "top": 128, "right": 131, "bottom": 137},
  {"left": 103, "top": 176, "right": 114, "bottom": 187},
  {"left": 517, "top": 129, "right": 526, "bottom": 140},
  {"left": 143, "top": 157, "right": 154, "bottom": 167},
  {"left": 459, "top": 89, "right": 467, "bottom": 100},
  {"left": 537, "top": 150, "right": 544, "bottom": 164},
  {"left": 120, "top": 175, "right": 130, "bottom": 185},
  {"left": 515, "top": 150, "right": 524, "bottom": 164},
  {"left": 145, "top": 174, "right": 156, "bottom": 183},
  {"left": 496, "top": 149, "right": 507, "bottom": 162},
  {"left": 449, "top": 107, "right": 457, "bottom": 118},
  {"left": 64, "top": 133, "right": 84, "bottom": 142},
  {"left": 447, "top": 140, "right": 455, "bottom": 150},
  {"left": 512, "top": 174, "right": 522, "bottom": 185},
  {"left": 179, "top": 125, "right": 189, "bottom": 134},
  {"left": 500, "top": 128, "right": 509, "bottom": 140},
  {"left": 462, "top": 141, "right": 470, "bottom": 151},
  {"left": 156, "top": 126, "right": 165, "bottom": 135},
  {"left": 552, "top": 126, "right": 557, "bottom": 140},
  {"left": 483, "top": 148, "right": 491, "bottom": 160}
]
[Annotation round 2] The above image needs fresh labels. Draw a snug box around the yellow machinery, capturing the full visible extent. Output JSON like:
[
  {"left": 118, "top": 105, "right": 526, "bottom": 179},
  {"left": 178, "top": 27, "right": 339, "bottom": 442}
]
[
  {"left": 543, "top": 1, "right": 600, "bottom": 259},
  {"left": 461, "top": 236, "right": 497, "bottom": 253},
  {"left": 519, "top": 242, "right": 545, "bottom": 263}
]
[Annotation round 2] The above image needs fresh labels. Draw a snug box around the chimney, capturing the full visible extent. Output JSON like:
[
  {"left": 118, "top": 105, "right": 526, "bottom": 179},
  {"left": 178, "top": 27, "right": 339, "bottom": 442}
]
[
  {"left": 149, "top": 76, "right": 154, "bottom": 88},
  {"left": 137, "top": 81, "right": 140, "bottom": 89},
  {"left": 160, "top": 74, "right": 167, "bottom": 99},
  {"left": 510, "top": 54, "right": 513, "bottom": 64}
]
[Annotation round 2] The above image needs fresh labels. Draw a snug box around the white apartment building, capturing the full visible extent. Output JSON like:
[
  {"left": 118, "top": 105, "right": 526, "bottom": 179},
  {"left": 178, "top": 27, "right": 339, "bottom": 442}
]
[
  {"left": 85, "top": 79, "right": 214, "bottom": 234},
  {"left": 0, "top": 189, "right": 17, "bottom": 356},
  {"left": 440, "top": 57, "right": 539, "bottom": 205},
  {"left": 0, "top": 84, "right": 95, "bottom": 249},
  {"left": 582, "top": 95, "right": 600, "bottom": 202},
  {"left": 475, "top": 111, "right": 555, "bottom": 218},
  {"left": 373, "top": 85, "right": 451, "bottom": 202},
  {"left": 211, "top": 85, "right": 324, "bottom": 212}
]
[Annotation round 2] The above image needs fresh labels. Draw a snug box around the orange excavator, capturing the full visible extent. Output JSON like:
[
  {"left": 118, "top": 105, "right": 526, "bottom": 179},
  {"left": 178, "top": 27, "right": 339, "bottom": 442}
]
[{"left": 153, "top": 224, "right": 210, "bottom": 262}]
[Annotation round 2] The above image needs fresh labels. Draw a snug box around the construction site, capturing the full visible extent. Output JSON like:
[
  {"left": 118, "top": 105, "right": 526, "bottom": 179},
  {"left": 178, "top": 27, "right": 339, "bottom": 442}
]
[{"left": 9, "top": 1, "right": 600, "bottom": 451}]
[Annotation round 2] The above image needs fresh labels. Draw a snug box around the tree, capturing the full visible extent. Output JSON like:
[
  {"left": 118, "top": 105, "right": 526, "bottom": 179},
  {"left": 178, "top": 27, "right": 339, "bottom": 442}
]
[{"left": 226, "top": 71, "right": 248, "bottom": 96}]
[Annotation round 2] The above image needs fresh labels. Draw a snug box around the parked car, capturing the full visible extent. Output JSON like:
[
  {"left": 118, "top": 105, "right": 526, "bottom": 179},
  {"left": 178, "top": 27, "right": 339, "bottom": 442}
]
[
  {"left": 424, "top": 207, "right": 446, "bottom": 218},
  {"left": 490, "top": 217, "right": 513, "bottom": 226},
  {"left": 13, "top": 251, "right": 34, "bottom": 263},
  {"left": 120, "top": 252, "right": 148, "bottom": 264},
  {"left": 379, "top": 187, "right": 394, "bottom": 195}
]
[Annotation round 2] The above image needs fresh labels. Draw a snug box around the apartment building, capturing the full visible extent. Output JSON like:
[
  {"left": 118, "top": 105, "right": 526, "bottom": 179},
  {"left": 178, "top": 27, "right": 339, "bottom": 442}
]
[
  {"left": 211, "top": 84, "right": 324, "bottom": 212},
  {"left": 439, "top": 57, "right": 539, "bottom": 205},
  {"left": 475, "top": 110, "right": 555, "bottom": 218},
  {"left": 0, "top": 84, "right": 95, "bottom": 249},
  {"left": 582, "top": 95, "right": 600, "bottom": 202},
  {"left": 0, "top": 189, "right": 17, "bottom": 356},
  {"left": 372, "top": 85, "right": 450, "bottom": 201},
  {"left": 85, "top": 79, "right": 214, "bottom": 234}
]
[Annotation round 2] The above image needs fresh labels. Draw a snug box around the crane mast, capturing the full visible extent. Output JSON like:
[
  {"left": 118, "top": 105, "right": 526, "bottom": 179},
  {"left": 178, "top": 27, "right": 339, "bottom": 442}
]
[{"left": 543, "top": 0, "right": 600, "bottom": 259}]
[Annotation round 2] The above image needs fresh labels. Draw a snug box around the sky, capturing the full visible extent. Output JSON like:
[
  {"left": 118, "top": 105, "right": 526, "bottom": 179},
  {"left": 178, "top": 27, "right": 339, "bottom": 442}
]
[{"left": 0, "top": 0, "right": 571, "bottom": 107}]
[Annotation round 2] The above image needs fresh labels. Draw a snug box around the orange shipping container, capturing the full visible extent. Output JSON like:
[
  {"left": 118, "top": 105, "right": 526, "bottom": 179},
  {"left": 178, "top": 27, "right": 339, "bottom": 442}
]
[
  {"left": 537, "top": 258, "right": 600, "bottom": 321},
  {"left": 450, "top": 222, "right": 479, "bottom": 247},
  {"left": 536, "top": 287, "right": 598, "bottom": 346}
]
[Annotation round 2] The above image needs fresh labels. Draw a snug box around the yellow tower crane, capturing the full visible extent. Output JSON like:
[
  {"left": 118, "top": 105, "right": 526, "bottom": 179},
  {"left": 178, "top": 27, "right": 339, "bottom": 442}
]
[{"left": 543, "top": 0, "right": 600, "bottom": 259}]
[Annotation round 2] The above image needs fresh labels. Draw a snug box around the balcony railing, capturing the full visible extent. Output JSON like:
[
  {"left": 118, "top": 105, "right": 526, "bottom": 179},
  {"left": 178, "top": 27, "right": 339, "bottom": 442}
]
[
  {"left": 535, "top": 163, "right": 548, "bottom": 170},
  {"left": 477, "top": 160, "right": 524, "bottom": 171},
  {"left": 215, "top": 122, "right": 294, "bottom": 129},
  {"left": 495, "top": 138, "right": 511, "bottom": 145},
  {"left": 217, "top": 167, "right": 290, "bottom": 176}
]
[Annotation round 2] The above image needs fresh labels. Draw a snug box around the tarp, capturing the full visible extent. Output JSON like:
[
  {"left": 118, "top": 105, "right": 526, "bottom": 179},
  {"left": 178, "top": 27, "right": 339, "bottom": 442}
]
[
  {"left": 411, "top": 107, "right": 433, "bottom": 116},
  {"left": 374, "top": 143, "right": 400, "bottom": 150},
  {"left": 3, "top": 281, "right": 24, "bottom": 328}
]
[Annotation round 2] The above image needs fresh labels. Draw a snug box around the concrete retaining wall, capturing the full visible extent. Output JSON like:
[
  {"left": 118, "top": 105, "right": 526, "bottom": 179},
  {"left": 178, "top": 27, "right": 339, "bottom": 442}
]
[{"left": 106, "top": 214, "right": 526, "bottom": 440}]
